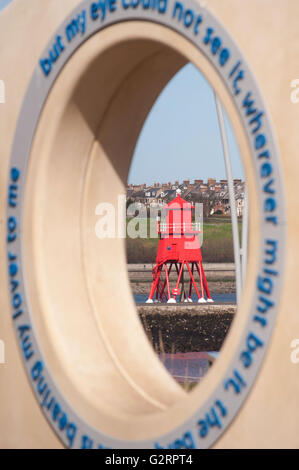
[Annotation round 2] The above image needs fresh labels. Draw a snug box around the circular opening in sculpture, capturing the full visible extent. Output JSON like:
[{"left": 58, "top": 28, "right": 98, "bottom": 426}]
[
  {"left": 21, "top": 21, "right": 259, "bottom": 443},
  {"left": 126, "top": 63, "right": 248, "bottom": 391}
]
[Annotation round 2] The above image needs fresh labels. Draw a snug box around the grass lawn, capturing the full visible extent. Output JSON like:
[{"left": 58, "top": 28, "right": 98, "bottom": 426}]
[{"left": 126, "top": 216, "right": 243, "bottom": 264}]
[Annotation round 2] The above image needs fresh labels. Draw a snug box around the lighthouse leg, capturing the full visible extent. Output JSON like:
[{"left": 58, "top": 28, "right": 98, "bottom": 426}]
[
  {"left": 159, "top": 281, "right": 167, "bottom": 301},
  {"left": 200, "top": 261, "right": 214, "bottom": 302},
  {"left": 188, "top": 263, "right": 194, "bottom": 302},
  {"left": 164, "top": 264, "right": 171, "bottom": 302},
  {"left": 155, "top": 278, "right": 161, "bottom": 301},
  {"left": 186, "top": 262, "right": 202, "bottom": 302},
  {"left": 156, "top": 267, "right": 165, "bottom": 301},
  {"left": 180, "top": 265, "right": 185, "bottom": 303},
  {"left": 146, "top": 266, "right": 162, "bottom": 303},
  {"left": 160, "top": 263, "right": 173, "bottom": 301},
  {"left": 196, "top": 262, "right": 206, "bottom": 302},
  {"left": 169, "top": 262, "right": 184, "bottom": 303},
  {"left": 156, "top": 266, "right": 165, "bottom": 301}
]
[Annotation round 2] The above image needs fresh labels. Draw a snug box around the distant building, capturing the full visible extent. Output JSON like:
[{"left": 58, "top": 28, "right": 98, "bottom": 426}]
[
  {"left": 200, "top": 184, "right": 209, "bottom": 193},
  {"left": 127, "top": 179, "right": 245, "bottom": 217},
  {"left": 208, "top": 178, "right": 216, "bottom": 187}
]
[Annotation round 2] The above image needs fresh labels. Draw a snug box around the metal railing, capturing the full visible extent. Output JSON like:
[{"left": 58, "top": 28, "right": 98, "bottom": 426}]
[{"left": 157, "top": 222, "right": 201, "bottom": 233}]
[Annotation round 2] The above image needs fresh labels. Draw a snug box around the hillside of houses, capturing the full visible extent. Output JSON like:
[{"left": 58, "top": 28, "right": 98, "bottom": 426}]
[{"left": 127, "top": 178, "right": 245, "bottom": 219}]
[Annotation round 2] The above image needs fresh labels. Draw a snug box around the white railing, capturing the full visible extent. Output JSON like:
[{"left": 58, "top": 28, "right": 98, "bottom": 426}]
[{"left": 158, "top": 222, "right": 201, "bottom": 233}]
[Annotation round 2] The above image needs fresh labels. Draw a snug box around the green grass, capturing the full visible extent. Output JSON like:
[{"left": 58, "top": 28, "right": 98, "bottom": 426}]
[
  {"left": 203, "top": 222, "right": 241, "bottom": 239},
  {"left": 126, "top": 217, "right": 243, "bottom": 264}
]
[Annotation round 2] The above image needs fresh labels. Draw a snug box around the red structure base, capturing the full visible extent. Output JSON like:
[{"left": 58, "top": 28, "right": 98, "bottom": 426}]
[{"left": 147, "top": 260, "right": 213, "bottom": 303}]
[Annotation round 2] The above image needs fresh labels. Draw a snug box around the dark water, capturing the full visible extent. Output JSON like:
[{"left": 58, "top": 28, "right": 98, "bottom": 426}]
[
  {"left": 159, "top": 352, "right": 219, "bottom": 384},
  {"left": 134, "top": 293, "right": 236, "bottom": 304},
  {"left": 135, "top": 293, "right": 232, "bottom": 386}
]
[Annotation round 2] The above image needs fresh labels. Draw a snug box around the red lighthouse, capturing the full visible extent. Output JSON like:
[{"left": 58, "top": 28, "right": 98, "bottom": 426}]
[{"left": 146, "top": 191, "right": 213, "bottom": 304}]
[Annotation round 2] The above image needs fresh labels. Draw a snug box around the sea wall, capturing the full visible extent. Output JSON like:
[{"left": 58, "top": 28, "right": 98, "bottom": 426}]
[{"left": 138, "top": 304, "right": 236, "bottom": 353}]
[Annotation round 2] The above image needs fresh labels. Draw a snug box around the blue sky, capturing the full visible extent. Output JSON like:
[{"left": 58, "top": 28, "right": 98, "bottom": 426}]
[
  {"left": 0, "top": 0, "right": 12, "bottom": 10},
  {"left": 1, "top": 1, "right": 243, "bottom": 184},
  {"left": 129, "top": 63, "right": 244, "bottom": 185}
]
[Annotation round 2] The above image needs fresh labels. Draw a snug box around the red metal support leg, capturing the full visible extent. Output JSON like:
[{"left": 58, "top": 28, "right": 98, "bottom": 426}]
[
  {"left": 159, "top": 280, "right": 166, "bottom": 301},
  {"left": 155, "top": 276, "right": 162, "bottom": 301},
  {"left": 172, "top": 262, "right": 184, "bottom": 301},
  {"left": 159, "top": 263, "right": 173, "bottom": 301},
  {"left": 186, "top": 261, "right": 202, "bottom": 301},
  {"left": 164, "top": 264, "right": 171, "bottom": 301},
  {"left": 196, "top": 262, "right": 205, "bottom": 300},
  {"left": 200, "top": 261, "right": 213, "bottom": 301},
  {"left": 188, "top": 263, "right": 194, "bottom": 301},
  {"left": 147, "top": 266, "right": 162, "bottom": 302}
]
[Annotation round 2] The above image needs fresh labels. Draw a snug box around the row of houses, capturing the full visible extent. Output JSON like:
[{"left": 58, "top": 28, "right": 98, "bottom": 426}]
[{"left": 126, "top": 179, "right": 246, "bottom": 217}]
